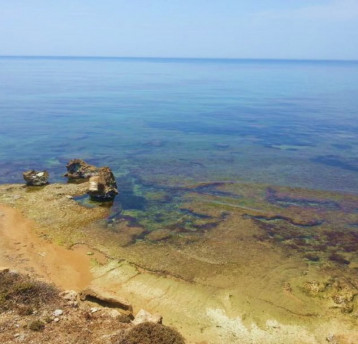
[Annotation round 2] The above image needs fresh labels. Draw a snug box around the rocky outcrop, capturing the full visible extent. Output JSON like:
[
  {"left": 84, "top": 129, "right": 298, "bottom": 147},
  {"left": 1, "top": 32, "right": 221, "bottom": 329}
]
[
  {"left": 64, "top": 159, "right": 99, "bottom": 179},
  {"left": 23, "top": 170, "right": 49, "bottom": 186},
  {"left": 80, "top": 287, "right": 132, "bottom": 311},
  {"left": 87, "top": 167, "right": 118, "bottom": 201}
]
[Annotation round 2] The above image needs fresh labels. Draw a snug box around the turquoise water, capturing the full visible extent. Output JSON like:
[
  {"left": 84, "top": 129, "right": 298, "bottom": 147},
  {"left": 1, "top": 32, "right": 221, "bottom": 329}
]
[{"left": 1, "top": 57, "right": 358, "bottom": 195}]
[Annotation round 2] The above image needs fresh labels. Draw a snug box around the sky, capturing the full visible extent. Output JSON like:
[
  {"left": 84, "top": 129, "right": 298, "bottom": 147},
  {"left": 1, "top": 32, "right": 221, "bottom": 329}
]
[{"left": 0, "top": 0, "right": 358, "bottom": 60}]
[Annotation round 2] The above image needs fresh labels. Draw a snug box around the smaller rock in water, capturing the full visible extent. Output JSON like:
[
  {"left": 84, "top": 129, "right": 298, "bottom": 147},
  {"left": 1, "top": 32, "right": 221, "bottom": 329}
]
[
  {"left": 132, "top": 309, "right": 163, "bottom": 325},
  {"left": 23, "top": 170, "right": 49, "bottom": 186},
  {"left": 87, "top": 167, "right": 118, "bottom": 201},
  {"left": 64, "top": 159, "right": 99, "bottom": 179}
]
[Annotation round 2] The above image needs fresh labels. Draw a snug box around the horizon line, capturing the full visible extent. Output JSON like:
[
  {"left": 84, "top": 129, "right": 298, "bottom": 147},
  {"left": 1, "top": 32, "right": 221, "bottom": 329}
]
[{"left": 0, "top": 55, "right": 357, "bottom": 63}]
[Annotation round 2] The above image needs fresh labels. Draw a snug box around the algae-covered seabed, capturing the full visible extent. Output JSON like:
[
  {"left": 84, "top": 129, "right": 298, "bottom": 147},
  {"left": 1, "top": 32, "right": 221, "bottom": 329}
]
[{"left": 1, "top": 180, "right": 358, "bottom": 344}]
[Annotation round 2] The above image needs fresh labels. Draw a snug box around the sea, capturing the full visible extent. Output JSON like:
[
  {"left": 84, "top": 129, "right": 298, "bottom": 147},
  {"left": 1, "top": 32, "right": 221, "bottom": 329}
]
[{"left": 0, "top": 56, "right": 358, "bottom": 195}]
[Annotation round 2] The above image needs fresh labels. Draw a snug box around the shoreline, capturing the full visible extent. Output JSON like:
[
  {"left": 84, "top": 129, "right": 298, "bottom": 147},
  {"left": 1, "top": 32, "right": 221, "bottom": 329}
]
[{"left": 1, "top": 182, "right": 358, "bottom": 344}]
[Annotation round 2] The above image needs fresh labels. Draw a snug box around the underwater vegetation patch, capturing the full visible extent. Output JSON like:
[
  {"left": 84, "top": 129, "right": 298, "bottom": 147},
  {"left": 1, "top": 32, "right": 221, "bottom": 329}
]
[
  {"left": 252, "top": 213, "right": 358, "bottom": 266},
  {"left": 312, "top": 155, "right": 358, "bottom": 172},
  {"left": 266, "top": 187, "right": 341, "bottom": 210},
  {"left": 243, "top": 214, "right": 323, "bottom": 227}
]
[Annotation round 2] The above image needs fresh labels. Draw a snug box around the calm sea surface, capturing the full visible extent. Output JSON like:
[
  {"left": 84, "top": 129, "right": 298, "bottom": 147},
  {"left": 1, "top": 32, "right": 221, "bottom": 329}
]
[{"left": 1, "top": 57, "right": 358, "bottom": 193}]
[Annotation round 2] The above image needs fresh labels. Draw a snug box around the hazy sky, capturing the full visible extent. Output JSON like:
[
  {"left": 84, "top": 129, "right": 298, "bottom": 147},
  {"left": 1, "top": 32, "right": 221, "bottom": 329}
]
[{"left": 1, "top": 0, "right": 358, "bottom": 59}]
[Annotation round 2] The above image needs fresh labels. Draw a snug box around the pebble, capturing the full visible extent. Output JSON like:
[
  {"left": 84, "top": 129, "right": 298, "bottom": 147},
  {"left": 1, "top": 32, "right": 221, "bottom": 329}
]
[
  {"left": 90, "top": 307, "right": 99, "bottom": 313},
  {"left": 53, "top": 309, "right": 63, "bottom": 317},
  {"left": 54, "top": 318, "right": 60, "bottom": 322},
  {"left": 132, "top": 309, "right": 162, "bottom": 325}
]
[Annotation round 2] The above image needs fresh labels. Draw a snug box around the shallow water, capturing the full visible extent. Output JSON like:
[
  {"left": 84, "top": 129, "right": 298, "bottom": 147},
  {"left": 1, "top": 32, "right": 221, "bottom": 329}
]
[
  {"left": 1, "top": 57, "right": 358, "bottom": 193},
  {"left": 1, "top": 57, "right": 358, "bottom": 236}
]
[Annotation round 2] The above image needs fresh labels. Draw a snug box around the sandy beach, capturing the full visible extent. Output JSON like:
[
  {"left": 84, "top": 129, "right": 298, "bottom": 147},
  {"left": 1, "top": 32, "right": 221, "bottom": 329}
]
[{"left": 0, "top": 204, "right": 93, "bottom": 290}]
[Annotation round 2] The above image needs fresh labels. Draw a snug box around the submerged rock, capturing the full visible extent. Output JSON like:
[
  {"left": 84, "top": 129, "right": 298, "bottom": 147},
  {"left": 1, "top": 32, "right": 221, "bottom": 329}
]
[
  {"left": 22, "top": 170, "right": 49, "bottom": 186},
  {"left": 64, "top": 159, "right": 99, "bottom": 179},
  {"left": 87, "top": 167, "right": 118, "bottom": 201}
]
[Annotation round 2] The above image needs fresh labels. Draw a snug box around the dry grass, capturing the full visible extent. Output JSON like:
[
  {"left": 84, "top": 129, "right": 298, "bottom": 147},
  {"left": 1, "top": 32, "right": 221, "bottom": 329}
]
[
  {"left": 0, "top": 270, "right": 59, "bottom": 314},
  {"left": 118, "top": 322, "right": 185, "bottom": 344}
]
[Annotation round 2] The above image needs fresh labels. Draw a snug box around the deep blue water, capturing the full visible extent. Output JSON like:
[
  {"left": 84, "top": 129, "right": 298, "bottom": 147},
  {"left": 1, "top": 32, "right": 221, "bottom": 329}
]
[{"left": 1, "top": 56, "right": 358, "bottom": 194}]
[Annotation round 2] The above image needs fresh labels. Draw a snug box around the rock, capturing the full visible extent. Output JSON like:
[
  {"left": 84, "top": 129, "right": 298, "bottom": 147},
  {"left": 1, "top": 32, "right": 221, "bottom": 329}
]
[
  {"left": 80, "top": 287, "right": 132, "bottom": 311},
  {"left": 100, "top": 308, "right": 134, "bottom": 323},
  {"left": 23, "top": 170, "right": 49, "bottom": 186},
  {"left": 53, "top": 309, "right": 63, "bottom": 317},
  {"left": 90, "top": 307, "right": 99, "bottom": 313},
  {"left": 59, "top": 290, "right": 77, "bottom": 302},
  {"left": 64, "top": 159, "right": 99, "bottom": 179},
  {"left": 107, "top": 309, "right": 121, "bottom": 318},
  {"left": 132, "top": 309, "right": 163, "bottom": 325},
  {"left": 87, "top": 167, "right": 118, "bottom": 201},
  {"left": 0, "top": 267, "right": 10, "bottom": 273},
  {"left": 59, "top": 290, "right": 78, "bottom": 306}
]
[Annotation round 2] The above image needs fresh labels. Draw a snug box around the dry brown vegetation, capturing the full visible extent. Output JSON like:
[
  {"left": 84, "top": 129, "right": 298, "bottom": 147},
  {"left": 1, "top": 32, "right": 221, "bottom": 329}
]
[
  {"left": 0, "top": 269, "right": 60, "bottom": 314},
  {"left": 0, "top": 269, "right": 185, "bottom": 344},
  {"left": 117, "top": 322, "right": 185, "bottom": 344}
]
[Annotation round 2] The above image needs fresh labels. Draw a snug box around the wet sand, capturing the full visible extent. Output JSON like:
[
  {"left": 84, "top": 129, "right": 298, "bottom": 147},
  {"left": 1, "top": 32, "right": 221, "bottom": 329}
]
[{"left": 0, "top": 205, "right": 93, "bottom": 290}]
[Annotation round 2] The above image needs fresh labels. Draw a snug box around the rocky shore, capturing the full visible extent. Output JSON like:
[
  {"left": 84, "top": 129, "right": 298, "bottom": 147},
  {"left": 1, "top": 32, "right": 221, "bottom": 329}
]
[{"left": 1, "top": 174, "right": 358, "bottom": 343}]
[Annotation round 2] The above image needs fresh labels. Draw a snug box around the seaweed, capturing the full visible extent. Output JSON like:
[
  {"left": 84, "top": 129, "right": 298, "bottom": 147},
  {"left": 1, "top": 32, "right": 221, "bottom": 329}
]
[{"left": 328, "top": 253, "right": 350, "bottom": 265}]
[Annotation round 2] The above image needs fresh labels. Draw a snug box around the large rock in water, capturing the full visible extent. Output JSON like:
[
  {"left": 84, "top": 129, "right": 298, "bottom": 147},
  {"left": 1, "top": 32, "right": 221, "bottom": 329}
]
[
  {"left": 23, "top": 170, "right": 49, "bottom": 186},
  {"left": 64, "top": 159, "right": 99, "bottom": 179},
  {"left": 87, "top": 167, "right": 118, "bottom": 201}
]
